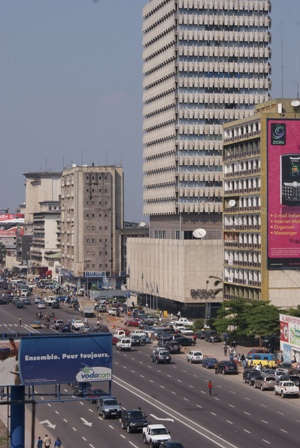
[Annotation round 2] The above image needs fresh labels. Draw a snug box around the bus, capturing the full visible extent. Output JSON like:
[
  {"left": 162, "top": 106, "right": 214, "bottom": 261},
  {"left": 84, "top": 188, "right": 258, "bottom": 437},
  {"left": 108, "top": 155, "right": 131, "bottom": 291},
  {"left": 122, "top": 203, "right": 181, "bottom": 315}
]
[{"left": 246, "top": 353, "right": 276, "bottom": 368}]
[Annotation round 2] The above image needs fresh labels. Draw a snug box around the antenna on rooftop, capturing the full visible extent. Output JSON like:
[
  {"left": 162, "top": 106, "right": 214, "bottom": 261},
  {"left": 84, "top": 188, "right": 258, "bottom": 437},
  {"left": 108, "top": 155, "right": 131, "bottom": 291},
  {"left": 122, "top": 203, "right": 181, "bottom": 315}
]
[{"left": 281, "top": 21, "right": 284, "bottom": 99}]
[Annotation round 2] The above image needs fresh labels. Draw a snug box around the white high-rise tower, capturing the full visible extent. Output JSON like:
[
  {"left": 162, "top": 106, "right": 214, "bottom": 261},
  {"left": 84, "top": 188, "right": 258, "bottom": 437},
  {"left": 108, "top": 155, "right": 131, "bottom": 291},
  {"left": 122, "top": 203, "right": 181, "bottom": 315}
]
[{"left": 142, "top": 0, "right": 271, "bottom": 239}]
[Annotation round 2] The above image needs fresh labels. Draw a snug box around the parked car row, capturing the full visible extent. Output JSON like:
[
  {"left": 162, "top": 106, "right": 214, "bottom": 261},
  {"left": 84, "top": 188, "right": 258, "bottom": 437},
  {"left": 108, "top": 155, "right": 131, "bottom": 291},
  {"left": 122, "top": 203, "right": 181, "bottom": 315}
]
[{"left": 243, "top": 366, "right": 300, "bottom": 398}]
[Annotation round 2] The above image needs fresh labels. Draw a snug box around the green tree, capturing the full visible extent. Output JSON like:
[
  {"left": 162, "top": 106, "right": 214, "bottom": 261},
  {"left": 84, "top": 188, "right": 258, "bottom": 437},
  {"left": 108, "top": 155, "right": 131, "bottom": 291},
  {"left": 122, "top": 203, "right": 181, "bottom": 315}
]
[
  {"left": 214, "top": 298, "right": 248, "bottom": 335},
  {"left": 243, "top": 301, "right": 280, "bottom": 342},
  {"left": 287, "top": 305, "right": 300, "bottom": 318}
]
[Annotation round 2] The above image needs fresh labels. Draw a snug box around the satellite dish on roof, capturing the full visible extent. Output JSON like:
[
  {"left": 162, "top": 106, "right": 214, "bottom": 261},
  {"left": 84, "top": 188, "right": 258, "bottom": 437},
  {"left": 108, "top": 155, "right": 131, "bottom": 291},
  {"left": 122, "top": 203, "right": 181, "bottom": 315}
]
[
  {"left": 193, "top": 228, "right": 207, "bottom": 239},
  {"left": 138, "top": 222, "right": 146, "bottom": 227},
  {"left": 72, "top": 163, "right": 77, "bottom": 168},
  {"left": 291, "top": 100, "right": 300, "bottom": 107},
  {"left": 228, "top": 199, "right": 236, "bottom": 207}
]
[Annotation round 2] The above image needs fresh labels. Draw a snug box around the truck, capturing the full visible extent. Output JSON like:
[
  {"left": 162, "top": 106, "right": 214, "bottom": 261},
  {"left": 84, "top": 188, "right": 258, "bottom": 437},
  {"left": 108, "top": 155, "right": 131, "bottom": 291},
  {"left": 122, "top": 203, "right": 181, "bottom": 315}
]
[
  {"left": 80, "top": 301, "right": 95, "bottom": 317},
  {"left": 274, "top": 380, "right": 299, "bottom": 398},
  {"left": 142, "top": 424, "right": 171, "bottom": 447}
]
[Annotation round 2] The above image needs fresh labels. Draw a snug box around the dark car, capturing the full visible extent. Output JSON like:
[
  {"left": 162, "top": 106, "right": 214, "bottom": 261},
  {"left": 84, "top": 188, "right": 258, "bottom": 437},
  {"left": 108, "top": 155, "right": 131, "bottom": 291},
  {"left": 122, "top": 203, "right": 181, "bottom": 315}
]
[
  {"left": 71, "top": 382, "right": 92, "bottom": 396},
  {"left": 173, "top": 336, "right": 195, "bottom": 347},
  {"left": 164, "top": 340, "right": 181, "bottom": 354},
  {"left": 131, "top": 335, "right": 144, "bottom": 346},
  {"left": 248, "top": 370, "right": 263, "bottom": 386},
  {"left": 243, "top": 368, "right": 257, "bottom": 384},
  {"left": 202, "top": 357, "right": 219, "bottom": 369},
  {"left": 51, "top": 301, "right": 60, "bottom": 309},
  {"left": 59, "top": 324, "right": 71, "bottom": 333},
  {"left": 218, "top": 360, "right": 238, "bottom": 375},
  {"left": 87, "top": 388, "right": 106, "bottom": 403},
  {"left": 121, "top": 408, "right": 148, "bottom": 433}
]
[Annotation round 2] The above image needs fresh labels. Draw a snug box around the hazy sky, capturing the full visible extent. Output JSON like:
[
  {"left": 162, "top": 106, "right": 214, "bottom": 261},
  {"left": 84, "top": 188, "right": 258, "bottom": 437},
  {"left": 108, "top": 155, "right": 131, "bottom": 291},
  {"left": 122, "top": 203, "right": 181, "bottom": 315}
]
[{"left": 1, "top": 0, "right": 299, "bottom": 222}]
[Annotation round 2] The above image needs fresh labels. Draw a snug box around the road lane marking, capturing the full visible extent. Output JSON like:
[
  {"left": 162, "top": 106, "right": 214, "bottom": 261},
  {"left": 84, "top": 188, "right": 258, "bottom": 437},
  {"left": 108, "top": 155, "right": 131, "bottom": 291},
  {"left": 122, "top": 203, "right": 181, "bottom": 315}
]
[
  {"left": 171, "top": 391, "right": 176, "bottom": 394},
  {"left": 260, "top": 404, "right": 266, "bottom": 408},
  {"left": 109, "top": 425, "right": 114, "bottom": 429},
  {"left": 129, "top": 442, "right": 139, "bottom": 448},
  {"left": 280, "top": 429, "right": 287, "bottom": 433},
  {"left": 160, "top": 385, "right": 165, "bottom": 389},
  {"left": 226, "top": 421, "right": 233, "bottom": 424},
  {"left": 183, "top": 398, "right": 188, "bottom": 401},
  {"left": 262, "top": 440, "right": 270, "bottom": 444},
  {"left": 55, "top": 411, "right": 59, "bottom": 414},
  {"left": 228, "top": 404, "right": 234, "bottom": 408},
  {"left": 72, "top": 427, "right": 77, "bottom": 431},
  {"left": 261, "top": 420, "right": 268, "bottom": 424},
  {"left": 243, "top": 429, "right": 250, "bottom": 433},
  {"left": 244, "top": 412, "right": 250, "bottom": 416},
  {"left": 211, "top": 412, "right": 217, "bottom": 416},
  {"left": 82, "top": 437, "right": 87, "bottom": 441},
  {"left": 189, "top": 385, "right": 193, "bottom": 388},
  {"left": 114, "top": 376, "right": 239, "bottom": 448},
  {"left": 177, "top": 379, "right": 182, "bottom": 382},
  {"left": 120, "top": 434, "right": 126, "bottom": 439},
  {"left": 63, "top": 419, "right": 68, "bottom": 422}
]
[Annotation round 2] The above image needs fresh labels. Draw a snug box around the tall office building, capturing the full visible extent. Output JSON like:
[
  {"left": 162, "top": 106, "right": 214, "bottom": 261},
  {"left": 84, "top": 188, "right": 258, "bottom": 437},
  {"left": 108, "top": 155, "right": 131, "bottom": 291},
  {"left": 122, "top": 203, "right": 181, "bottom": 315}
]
[
  {"left": 142, "top": 0, "right": 271, "bottom": 238},
  {"left": 223, "top": 99, "right": 300, "bottom": 308},
  {"left": 60, "top": 165, "right": 124, "bottom": 287},
  {"left": 127, "top": 0, "right": 272, "bottom": 316}
]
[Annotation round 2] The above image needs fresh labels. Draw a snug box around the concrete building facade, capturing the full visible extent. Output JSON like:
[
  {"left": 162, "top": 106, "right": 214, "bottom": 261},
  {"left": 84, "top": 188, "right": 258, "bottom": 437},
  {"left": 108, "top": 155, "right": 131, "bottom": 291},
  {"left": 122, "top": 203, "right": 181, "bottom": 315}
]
[
  {"left": 127, "top": 0, "right": 271, "bottom": 316},
  {"left": 223, "top": 99, "right": 300, "bottom": 308},
  {"left": 60, "top": 165, "right": 124, "bottom": 287},
  {"left": 142, "top": 0, "right": 271, "bottom": 237}
]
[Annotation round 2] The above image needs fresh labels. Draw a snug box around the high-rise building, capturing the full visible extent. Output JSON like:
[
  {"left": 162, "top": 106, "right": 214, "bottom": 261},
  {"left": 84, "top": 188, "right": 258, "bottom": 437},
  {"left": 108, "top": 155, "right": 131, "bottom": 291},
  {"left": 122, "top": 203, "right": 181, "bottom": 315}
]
[
  {"left": 223, "top": 99, "right": 300, "bottom": 308},
  {"left": 60, "top": 165, "right": 124, "bottom": 287},
  {"left": 127, "top": 0, "right": 272, "bottom": 317},
  {"left": 142, "top": 0, "right": 271, "bottom": 238}
]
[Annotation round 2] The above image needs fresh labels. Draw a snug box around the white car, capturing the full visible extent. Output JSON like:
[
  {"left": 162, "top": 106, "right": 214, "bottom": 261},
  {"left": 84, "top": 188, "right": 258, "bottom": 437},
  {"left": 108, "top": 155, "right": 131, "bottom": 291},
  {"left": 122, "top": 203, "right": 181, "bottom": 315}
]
[
  {"left": 179, "top": 327, "right": 194, "bottom": 336},
  {"left": 177, "top": 318, "right": 194, "bottom": 327},
  {"left": 37, "top": 301, "right": 46, "bottom": 309},
  {"left": 186, "top": 350, "right": 204, "bottom": 363},
  {"left": 34, "top": 297, "right": 42, "bottom": 304},
  {"left": 72, "top": 319, "right": 85, "bottom": 330},
  {"left": 274, "top": 381, "right": 299, "bottom": 398}
]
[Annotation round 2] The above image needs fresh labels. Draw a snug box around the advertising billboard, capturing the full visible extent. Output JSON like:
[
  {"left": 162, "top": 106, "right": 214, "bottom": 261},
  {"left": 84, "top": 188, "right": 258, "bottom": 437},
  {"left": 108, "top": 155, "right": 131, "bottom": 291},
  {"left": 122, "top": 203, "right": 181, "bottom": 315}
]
[
  {"left": 0, "top": 334, "right": 112, "bottom": 386},
  {"left": 279, "top": 313, "right": 300, "bottom": 362},
  {"left": 267, "top": 119, "right": 300, "bottom": 269}
]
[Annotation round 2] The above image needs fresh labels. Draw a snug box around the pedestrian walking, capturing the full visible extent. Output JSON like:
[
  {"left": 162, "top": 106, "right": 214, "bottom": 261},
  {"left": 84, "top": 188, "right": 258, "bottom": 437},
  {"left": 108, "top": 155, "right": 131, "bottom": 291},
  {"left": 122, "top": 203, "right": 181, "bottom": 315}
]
[
  {"left": 37, "top": 436, "right": 43, "bottom": 448},
  {"left": 54, "top": 437, "right": 62, "bottom": 447},
  {"left": 43, "top": 434, "right": 51, "bottom": 448},
  {"left": 18, "top": 316, "right": 21, "bottom": 326},
  {"left": 193, "top": 334, "right": 197, "bottom": 344},
  {"left": 214, "top": 362, "right": 219, "bottom": 374},
  {"left": 207, "top": 380, "right": 213, "bottom": 396}
]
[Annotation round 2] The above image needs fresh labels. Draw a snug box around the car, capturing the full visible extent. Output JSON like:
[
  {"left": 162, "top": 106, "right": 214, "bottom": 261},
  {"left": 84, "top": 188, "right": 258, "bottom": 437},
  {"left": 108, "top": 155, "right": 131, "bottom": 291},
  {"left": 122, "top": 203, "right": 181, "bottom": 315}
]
[
  {"left": 31, "top": 320, "right": 42, "bottom": 329},
  {"left": 97, "top": 395, "right": 121, "bottom": 419},
  {"left": 37, "top": 302, "right": 46, "bottom": 309},
  {"left": 121, "top": 407, "right": 148, "bottom": 433},
  {"left": 16, "top": 300, "right": 24, "bottom": 308},
  {"left": 243, "top": 368, "right": 259, "bottom": 384},
  {"left": 186, "top": 350, "right": 204, "bottom": 363},
  {"left": 206, "top": 335, "right": 222, "bottom": 343},
  {"left": 195, "top": 331, "right": 205, "bottom": 339},
  {"left": 248, "top": 370, "right": 263, "bottom": 386},
  {"left": 173, "top": 336, "right": 195, "bottom": 347},
  {"left": 116, "top": 338, "right": 132, "bottom": 351},
  {"left": 275, "top": 380, "right": 300, "bottom": 398},
  {"left": 202, "top": 357, "right": 219, "bottom": 369},
  {"left": 108, "top": 307, "right": 120, "bottom": 317},
  {"left": 72, "top": 319, "right": 85, "bottom": 330},
  {"left": 59, "top": 324, "right": 71, "bottom": 333},
  {"left": 130, "top": 335, "right": 145, "bottom": 346},
  {"left": 143, "top": 424, "right": 171, "bottom": 447},
  {"left": 79, "top": 324, "right": 92, "bottom": 334},
  {"left": 71, "top": 382, "right": 92, "bottom": 396},
  {"left": 51, "top": 319, "right": 64, "bottom": 330},
  {"left": 179, "top": 328, "right": 194, "bottom": 336},
  {"left": 51, "top": 301, "right": 60, "bottom": 309},
  {"left": 151, "top": 348, "right": 171, "bottom": 364},
  {"left": 125, "top": 318, "right": 140, "bottom": 327},
  {"left": 87, "top": 388, "right": 105, "bottom": 403},
  {"left": 280, "top": 374, "right": 300, "bottom": 387},
  {"left": 159, "top": 443, "right": 185, "bottom": 448},
  {"left": 217, "top": 360, "right": 238, "bottom": 375},
  {"left": 254, "top": 375, "right": 276, "bottom": 390},
  {"left": 34, "top": 297, "right": 42, "bottom": 304},
  {"left": 162, "top": 340, "right": 181, "bottom": 354},
  {"left": 177, "top": 318, "right": 194, "bottom": 327}
]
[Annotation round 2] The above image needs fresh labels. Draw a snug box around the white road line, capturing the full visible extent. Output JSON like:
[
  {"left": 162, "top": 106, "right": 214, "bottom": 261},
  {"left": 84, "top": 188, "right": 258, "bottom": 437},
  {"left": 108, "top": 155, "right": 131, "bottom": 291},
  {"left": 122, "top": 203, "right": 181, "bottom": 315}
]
[
  {"left": 214, "top": 398, "right": 220, "bottom": 401},
  {"left": 171, "top": 391, "right": 176, "bottom": 394},
  {"left": 260, "top": 404, "right": 266, "bottom": 408},
  {"left": 262, "top": 439, "right": 270, "bottom": 444},
  {"left": 228, "top": 404, "right": 234, "bottom": 408},
  {"left": 63, "top": 419, "right": 68, "bottom": 422},
  {"left": 140, "top": 375, "right": 144, "bottom": 378},
  {"left": 244, "top": 412, "right": 251, "bottom": 415},
  {"left": 150, "top": 380, "right": 154, "bottom": 383},
  {"left": 89, "top": 444, "right": 95, "bottom": 448},
  {"left": 120, "top": 434, "right": 126, "bottom": 439},
  {"left": 196, "top": 404, "right": 202, "bottom": 408},
  {"left": 160, "top": 385, "right": 165, "bottom": 389},
  {"left": 72, "top": 427, "right": 77, "bottom": 431},
  {"left": 167, "top": 375, "right": 172, "bottom": 378},
  {"left": 183, "top": 398, "right": 188, "bottom": 401},
  {"left": 280, "top": 429, "right": 287, "bottom": 433},
  {"left": 129, "top": 441, "right": 139, "bottom": 448},
  {"left": 79, "top": 402, "right": 84, "bottom": 405},
  {"left": 230, "top": 391, "right": 236, "bottom": 394},
  {"left": 193, "top": 374, "right": 198, "bottom": 377},
  {"left": 82, "top": 437, "right": 87, "bottom": 441},
  {"left": 211, "top": 412, "right": 217, "bottom": 416},
  {"left": 47, "top": 404, "right": 51, "bottom": 407},
  {"left": 109, "top": 425, "right": 114, "bottom": 429},
  {"left": 131, "top": 370, "right": 135, "bottom": 373},
  {"left": 226, "top": 421, "right": 233, "bottom": 425},
  {"left": 88, "top": 409, "right": 93, "bottom": 413},
  {"left": 277, "top": 411, "right": 284, "bottom": 415},
  {"left": 244, "top": 397, "right": 251, "bottom": 400},
  {"left": 177, "top": 379, "right": 182, "bottom": 382},
  {"left": 243, "top": 429, "right": 251, "bottom": 434},
  {"left": 189, "top": 385, "right": 194, "bottom": 388},
  {"left": 261, "top": 420, "right": 268, "bottom": 424},
  {"left": 55, "top": 411, "right": 59, "bottom": 414}
]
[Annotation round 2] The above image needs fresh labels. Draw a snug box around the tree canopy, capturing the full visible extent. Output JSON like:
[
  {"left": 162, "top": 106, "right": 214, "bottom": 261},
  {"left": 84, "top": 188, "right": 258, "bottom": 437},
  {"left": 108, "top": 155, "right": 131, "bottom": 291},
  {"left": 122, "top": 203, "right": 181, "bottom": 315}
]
[{"left": 213, "top": 298, "right": 280, "bottom": 339}]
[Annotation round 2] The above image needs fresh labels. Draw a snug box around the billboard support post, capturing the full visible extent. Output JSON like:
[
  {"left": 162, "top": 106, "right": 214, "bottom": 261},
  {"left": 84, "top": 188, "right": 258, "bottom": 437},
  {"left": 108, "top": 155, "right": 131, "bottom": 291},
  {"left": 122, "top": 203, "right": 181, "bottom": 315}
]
[{"left": 11, "top": 386, "right": 25, "bottom": 448}]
